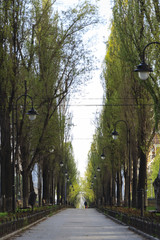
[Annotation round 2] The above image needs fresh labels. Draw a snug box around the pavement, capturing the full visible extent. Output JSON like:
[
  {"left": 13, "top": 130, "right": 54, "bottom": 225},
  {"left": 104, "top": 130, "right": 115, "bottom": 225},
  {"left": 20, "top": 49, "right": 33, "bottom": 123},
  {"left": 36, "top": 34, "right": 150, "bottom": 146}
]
[{"left": 5, "top": 208, "right": 155, "bottom": 240}]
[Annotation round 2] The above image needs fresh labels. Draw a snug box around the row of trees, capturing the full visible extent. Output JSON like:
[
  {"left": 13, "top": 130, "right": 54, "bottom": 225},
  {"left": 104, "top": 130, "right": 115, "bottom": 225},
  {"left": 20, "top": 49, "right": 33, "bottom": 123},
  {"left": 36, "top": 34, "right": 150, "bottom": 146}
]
[
  {"left": 0, "top": 0, "right": 99, "bottom": 211},
  {"left": 85, "top": 0, "right": 160, "bottom": 209}
]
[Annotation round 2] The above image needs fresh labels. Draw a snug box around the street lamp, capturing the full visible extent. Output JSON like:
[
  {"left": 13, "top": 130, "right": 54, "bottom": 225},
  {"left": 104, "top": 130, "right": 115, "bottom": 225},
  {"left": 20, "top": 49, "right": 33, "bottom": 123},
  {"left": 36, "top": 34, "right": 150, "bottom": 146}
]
[
  {"left": 100, "top": 145, "right": 114, "bottom": 205},
  {"left": 16, "top": 94, "right": 38, "bottom": 120},
  {"left": 101, "top": 145, "right": 112, "bottom": 159},
  {"left": 60, "top": 161, "right": 64, "bottom": 167},
  {"left": 64, "top": 170, "right": 68, "bottom": 205},
  {"left": 134, "top": 41, "right": 160, "bottom": 80},
  {"left": 59, "top": 162, "right": 65, "bottom": 204},
  {"left": 112, "top": 120, "right": 131, "bottom": 208},
  {"left": 12, "top": 93, "right": 37, "bottom": 212},
  {"left": 26, "top": 107, "right": 38, "bottom": 120},
  {"left": 111, "top": 130, "right": 119, "bottom": 140},
  {"left": 100, "top": 152, "right": 105, "bottom": 160},
  {"left": 97, "top": 166, "right": 101, "bottom": 172}
]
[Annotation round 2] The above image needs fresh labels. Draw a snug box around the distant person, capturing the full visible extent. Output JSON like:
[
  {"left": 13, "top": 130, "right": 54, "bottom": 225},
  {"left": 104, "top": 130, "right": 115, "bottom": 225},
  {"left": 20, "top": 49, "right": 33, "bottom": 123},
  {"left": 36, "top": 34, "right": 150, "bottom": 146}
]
[
  {"left": 28, "top": 191, "right": 37, "bottom": 211},
  {"left": 84, "top": 201, "right": 87, "bottom": 208}
]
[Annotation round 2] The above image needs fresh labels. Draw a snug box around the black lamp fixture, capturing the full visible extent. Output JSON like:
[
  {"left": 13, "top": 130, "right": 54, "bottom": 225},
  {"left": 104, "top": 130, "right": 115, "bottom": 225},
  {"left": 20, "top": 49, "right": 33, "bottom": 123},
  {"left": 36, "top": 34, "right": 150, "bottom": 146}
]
[
  {"left": 134, "top": 41, "right": 160, "bottom": 80},
  {"left": 101, "top": 153, "right": 105, "bottom": 160},
  {"left": 97, "top": 166, "right": 101, "bottom": 172},
  {"left": 112, "top": 129, "right": 119, "bottom": 140},
  {"left": 26, "top": 106, "right": 38, "bottom": 120},
  {"left": 16, "top": 94, "right": 38, "bottom": 120},
  {"left": 60, "top": 161, "right": 64, "bottom": 167},
  {"left": 101, "top": 145, "right": 110, "bottom": 160},
  {"left": 134, "top": 61, "right": 153, "bottom": 80}
]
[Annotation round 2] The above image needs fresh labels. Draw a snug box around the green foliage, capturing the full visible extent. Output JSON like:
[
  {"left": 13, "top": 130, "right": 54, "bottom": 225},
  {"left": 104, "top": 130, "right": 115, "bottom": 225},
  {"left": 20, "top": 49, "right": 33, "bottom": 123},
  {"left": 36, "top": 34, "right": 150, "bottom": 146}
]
[
  {"left": 85, "top": 0, "right": 160, "bottom": 208},
  {"left": 0, "top": 0, "right": 100, "bottom": 210},
  {"left": 0, "top": 212, "right": 7, "bottom": 217},
  {"left": 147, "top": 148, "right": 160, "bottom": 198},
  {"left": 80, "top": 176, "right": 94, "bottom": 205},
  {"left": 151, "top": 153, "right": 160, "bottom": 181}
]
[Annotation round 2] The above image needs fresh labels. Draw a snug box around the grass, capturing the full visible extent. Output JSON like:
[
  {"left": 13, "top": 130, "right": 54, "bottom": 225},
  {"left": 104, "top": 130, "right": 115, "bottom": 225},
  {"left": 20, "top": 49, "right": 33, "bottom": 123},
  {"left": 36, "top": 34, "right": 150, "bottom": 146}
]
[
  {"left": 0, "top": 212, "right": 7, "bottom": 217},
  {"left": 0, "top": 205, "right": 62, "bottom": 223},
  {"left": 103, "top": 206, "right": 160, "bottom": 223},
  {"left": 146, "top": 206, "right": 156, "bottom": 211}
]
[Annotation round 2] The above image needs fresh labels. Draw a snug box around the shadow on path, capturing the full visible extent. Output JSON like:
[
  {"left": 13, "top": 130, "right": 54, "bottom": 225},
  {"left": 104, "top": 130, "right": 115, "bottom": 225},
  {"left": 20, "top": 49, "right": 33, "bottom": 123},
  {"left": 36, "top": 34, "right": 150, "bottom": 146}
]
[{"left": 10, "top": 208, "right": 146, "bottom": 240}]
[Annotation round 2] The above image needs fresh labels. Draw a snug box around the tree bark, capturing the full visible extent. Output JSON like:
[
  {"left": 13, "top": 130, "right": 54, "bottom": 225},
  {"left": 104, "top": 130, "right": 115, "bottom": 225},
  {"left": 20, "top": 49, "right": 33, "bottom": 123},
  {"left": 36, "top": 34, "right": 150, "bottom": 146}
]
[
  {"left": 117, "top": 169, "right": 122, "bottom": 206},
  {"left": 132, "top": 146, "right": 138, "bottom": 208},
  {"left": 43, "top": 161, "right": 50, "bottom": 204},
  {"left": 57, "top": 181, "right": 60, "bottom": 205},
  {"left": 138, "top": 146, "right": 146, "bottom": 209},
  {"left": 22, "top": 170, "right": 29, "bottom": 208},
  {"left": 1, "top": 110, "right": 12, "bottom": 211}
]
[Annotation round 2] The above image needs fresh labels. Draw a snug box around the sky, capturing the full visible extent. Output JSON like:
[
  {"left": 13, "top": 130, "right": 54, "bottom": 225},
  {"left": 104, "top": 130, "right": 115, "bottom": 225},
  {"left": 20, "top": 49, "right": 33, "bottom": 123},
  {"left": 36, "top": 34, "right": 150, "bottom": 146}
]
[{"left": 55, "top": 0, "right": 113, "bottom": 177}]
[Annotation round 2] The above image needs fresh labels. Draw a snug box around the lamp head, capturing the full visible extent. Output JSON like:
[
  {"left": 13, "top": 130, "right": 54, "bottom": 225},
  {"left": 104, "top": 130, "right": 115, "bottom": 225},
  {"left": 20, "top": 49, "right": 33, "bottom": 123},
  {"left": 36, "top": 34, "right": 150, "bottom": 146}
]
[
  {"left": 134, "top": 61, "right": 153, "bottom": 80},
  {"left": 112, "top": 129, "right": 119, "bottom": 140},
  {"left": 27, "top": 107, "right": 38, "bottom": 120},
  {"left": 97, "top": 166, "right": 101, "bottom": 172},
  {"left": 60, "top": 161, "right": 64, "bottom": 167},
  {"left": 101, "top": 153, "right": 105, "bottom": 160}
]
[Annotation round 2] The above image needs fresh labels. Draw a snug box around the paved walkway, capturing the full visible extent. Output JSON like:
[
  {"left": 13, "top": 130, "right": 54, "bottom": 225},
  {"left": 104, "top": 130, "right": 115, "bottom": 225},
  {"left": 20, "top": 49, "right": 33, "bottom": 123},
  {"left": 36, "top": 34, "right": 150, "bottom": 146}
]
[{"left": 10, "top": 208, "right": 147, "bottom": 240}]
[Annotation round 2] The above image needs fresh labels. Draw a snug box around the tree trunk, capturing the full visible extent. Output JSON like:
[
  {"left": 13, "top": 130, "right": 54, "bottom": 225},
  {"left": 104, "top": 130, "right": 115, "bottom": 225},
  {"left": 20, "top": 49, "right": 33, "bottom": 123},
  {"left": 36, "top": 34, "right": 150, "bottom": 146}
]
[
  {"left": 38, "top": 163, "right": 42, "bottom": 206},
  {"left": 52, "top": 173, "right": 55, "bottom": 204},
  {"left": 49, "top": 170, "right": 54, "bottom": 204},
  {"left": 30, "top": 172, "right": 34, "bottom": 193},
  {"left": 43, "top": 162, "right": 49, "bottom": 204},
  {"left": 132, "top": 150, "right": 138, "bottom": 208},
  {"left": 124, "top": 167, "right": 129, "bottom": 207},
  {"left": 22, "top": 170, "right": 29, "bottom": 208},
  {"left": 138, "top": 146, "right": 146, "bottom": 209},
  {"left": 1, "top": 110, "right": 12, "bottom": 212},
  {"left": 117, "top": 169, "right": 122, "bottom": 206},
  {"left": 57, "top": 181, "right": 60, "bottom": 205}
]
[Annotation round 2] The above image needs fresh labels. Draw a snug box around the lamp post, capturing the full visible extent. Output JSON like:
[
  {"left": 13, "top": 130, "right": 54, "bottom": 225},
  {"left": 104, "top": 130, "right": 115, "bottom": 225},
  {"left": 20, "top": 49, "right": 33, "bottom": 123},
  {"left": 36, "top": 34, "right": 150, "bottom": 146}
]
[
  {"left": 134, "top": 41, "right": 160, "bottom": 212},
  {"left": 57, "top": 160, "right": 65, "bottom": 204},
  {"left": 101, "top": 145, "right": 114, "bottom": 206},
  {"left": 101, "top": 146, "right": 112, "bottom": 160},
  {"left": 12, "top": 93, "right": 38, "bottom": 212},
  {"left": 64, "top": 170, "right": 68, "bottom": 205},
  {"left": 134, "top": 41, "right": 160, "bottom": 80},
  {"left": 112, "top": 120, "right": 131, "bottom": 208}
]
